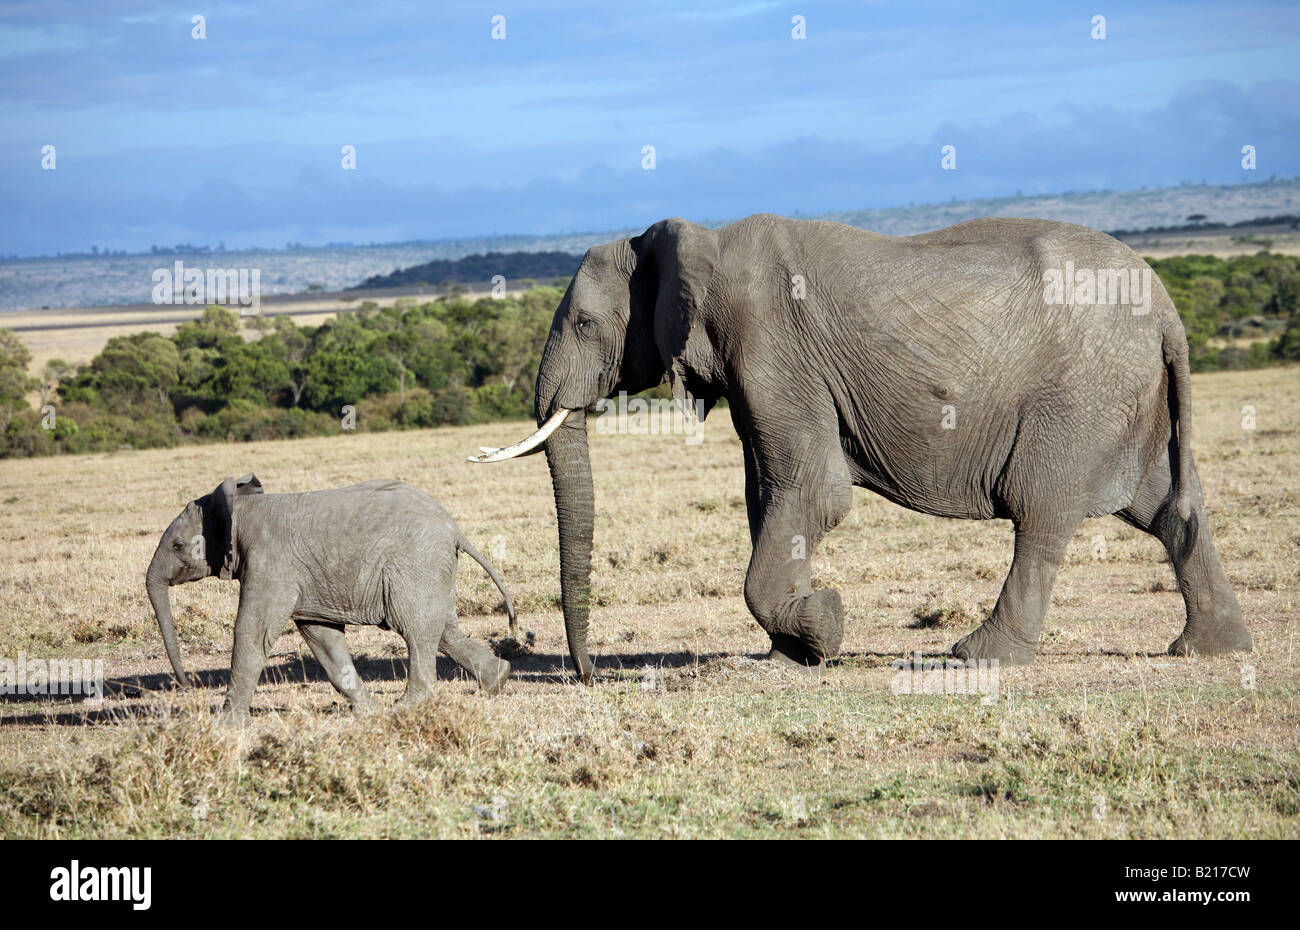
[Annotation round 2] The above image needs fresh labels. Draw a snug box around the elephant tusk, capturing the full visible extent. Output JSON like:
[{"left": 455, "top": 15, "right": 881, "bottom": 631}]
[{"left": 469, "top": 408, "right": 571, "bottom": 463}]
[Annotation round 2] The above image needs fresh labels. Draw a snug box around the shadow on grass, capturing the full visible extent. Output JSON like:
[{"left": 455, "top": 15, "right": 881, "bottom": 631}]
[
  {"left": 0, "top": 648, "right": 737, "bottom": 727},
  {"left": 830, "top": 650, "right": 959, "bottom": 668},
  {"left": 1095, "top": 649, "right": 1179, "bottom": 659}
]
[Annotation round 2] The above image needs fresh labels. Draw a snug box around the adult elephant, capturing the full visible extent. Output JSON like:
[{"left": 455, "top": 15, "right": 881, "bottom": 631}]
[{"left": 472, "top": 214, "right": 1251, "bottom": 681}]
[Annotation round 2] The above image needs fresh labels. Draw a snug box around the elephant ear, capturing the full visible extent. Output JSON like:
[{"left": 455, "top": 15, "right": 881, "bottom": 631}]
[
  {"left": 209, "top": 474, "right": 263, "bottom": 580},
  {"left": 631, "top": 218, "right": 719, "bottom": 417}
]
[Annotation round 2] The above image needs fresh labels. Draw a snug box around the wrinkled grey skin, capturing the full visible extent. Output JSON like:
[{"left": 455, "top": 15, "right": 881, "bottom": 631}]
[
  {"left": 528, "top": 214, "right": 1251, "bottom": 680},
  {"left": 146, "top": 476, "right": 515, "bottom": 720}
]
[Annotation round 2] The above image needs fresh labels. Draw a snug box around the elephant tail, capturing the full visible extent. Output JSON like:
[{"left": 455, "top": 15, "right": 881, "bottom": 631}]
[
  {"left": 1163, "top": 320, "right": 1198, "bottom": 559},
  {"left": 457, "top": 535, "right": 518, "bottom": 632}
]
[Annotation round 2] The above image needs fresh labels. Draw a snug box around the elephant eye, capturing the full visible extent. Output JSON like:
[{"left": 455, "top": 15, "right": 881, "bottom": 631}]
[
  {"left": 172, "top": 539, "right": 186, "bottom": 551},
  {"left": 574, "top": 314, "right": 595, "bottom": 336}
]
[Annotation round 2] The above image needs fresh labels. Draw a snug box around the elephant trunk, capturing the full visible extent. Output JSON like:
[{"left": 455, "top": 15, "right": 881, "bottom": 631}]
[
  {"left": 545, "top": 411, "right": 595, "bottom": 683},
  {"left": 146, "top": 559, "right": 192, "bottom": 687}
]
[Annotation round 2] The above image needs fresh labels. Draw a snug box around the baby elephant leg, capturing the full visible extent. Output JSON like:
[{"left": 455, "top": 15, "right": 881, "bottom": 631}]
[
  {"left": 223, "top": 586, "right": 295, "bottom": 724},
  {"left": 440, "top": 614, "right": 511, "bottom": 697},
  {"left": 296, "top": 620, "right": 373, "bottom": 712}
]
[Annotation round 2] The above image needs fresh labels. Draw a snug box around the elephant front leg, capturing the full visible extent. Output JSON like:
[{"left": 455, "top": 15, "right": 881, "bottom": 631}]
[
  {"left": 223, "top": 585, "right": 294, "bottom": 724},
  {"left": 744, "top": 492, "right": 849, "bottom": 668},
  {"left": 296, "top": 620, "right": 374, "bottom": 712}
]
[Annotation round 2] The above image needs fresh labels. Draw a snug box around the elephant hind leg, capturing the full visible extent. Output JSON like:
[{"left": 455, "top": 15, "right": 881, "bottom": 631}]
[
  {"left": 1116, "top": 459, "right": 1251, "bottom": 656},
  {"left": 440, "top": 615, "right": 511, "bottom": 696},
  {"left": 395, "top": 604, "right": 511, "bottom": 701},
  {"left": 296, "top": 620, "right": 373, "bottom": 711},
  {"left": 397, "top": 613, "right": 444, "bottom": 707},
  {"left": 385, "top": 587, "right": 445, "bottom": 706},
  {"left": 952, "top": 514, "right": 1081, "bottom": 665},
  {"left": 391, "top": 583, "right": 513, "bottom": 703},
  {"left": 395, "top": 630, "right": 437, "bottom": 706}
]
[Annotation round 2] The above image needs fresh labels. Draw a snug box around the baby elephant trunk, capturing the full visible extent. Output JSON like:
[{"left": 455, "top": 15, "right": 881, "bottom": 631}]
[{"left": 146, "top": 560, "right": 192, "bottom": 688}]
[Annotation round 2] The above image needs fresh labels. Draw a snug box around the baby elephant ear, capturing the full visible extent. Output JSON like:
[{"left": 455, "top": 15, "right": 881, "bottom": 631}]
[{"left": 209, "top": 474, "right": 261, "bottom": 580}]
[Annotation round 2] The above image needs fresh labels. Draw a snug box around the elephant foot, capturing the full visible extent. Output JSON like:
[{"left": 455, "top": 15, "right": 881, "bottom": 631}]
[
  {"left": 216, "top": 702, "right": 251, "bottom": 728},
  {"left": 397, "top": 688, "right": 431, "bottom": 708},
  {"left": 765, "top": 634, "right": 826, "bottom": 679},
  {"left": 951, "top": 622, "right": 1037, "bottom": 666},
  {"left": 477, "top": 658, "right": 512, "bottom": 697},
  {"left": 793, "top": 589, "right": 844, "bottom": 660},
  {"left": 1169, "top": 620, "right": 1253, "bottom": 657}
]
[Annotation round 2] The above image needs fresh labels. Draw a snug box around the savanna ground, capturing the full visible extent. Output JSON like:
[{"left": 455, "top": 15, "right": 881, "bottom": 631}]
[{"left": 0, "top": 366, "right": 1296, "bottom": 838}]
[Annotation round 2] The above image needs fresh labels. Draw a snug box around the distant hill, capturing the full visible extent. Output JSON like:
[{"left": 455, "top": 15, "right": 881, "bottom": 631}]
[
  {"left": 1106, "top": 213, "right": 1300, "bottom": 237},
  {"left": 810, "top": 178, "right": 1300, "bottom": 237},
  {"left": 5, "top": 177, "right": 1299, "bottom": 311},
  {"left": 358, "top": 250, "right": 582, "bottom": 290}
]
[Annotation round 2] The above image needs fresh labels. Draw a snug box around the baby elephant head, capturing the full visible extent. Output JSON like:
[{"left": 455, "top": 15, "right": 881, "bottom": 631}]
[{"left": 145, "top": 474, "right": 263, "bottom": 686}]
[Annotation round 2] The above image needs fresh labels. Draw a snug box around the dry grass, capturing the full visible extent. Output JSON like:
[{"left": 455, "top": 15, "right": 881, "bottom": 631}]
[
  {"left": 6, "top": 300, "right": 350, "bottom": 375},
  {"left": 1, "top": 367, "right": 1297, "bottom": 838},
  {"left": 1130, "top": 232, "right": 1300, "bottom": 260}
]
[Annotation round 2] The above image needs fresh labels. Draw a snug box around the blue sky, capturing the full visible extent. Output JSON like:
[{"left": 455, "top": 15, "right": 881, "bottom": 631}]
[{"left": 1, "top": 0, "right": 1297, "bottom": 255}]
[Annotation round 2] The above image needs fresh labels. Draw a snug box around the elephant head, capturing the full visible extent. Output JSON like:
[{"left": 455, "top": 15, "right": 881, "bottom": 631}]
[
  {"left": 471, "top": 218, "right": 720, "bottom": 682},
  {"left": 145, "top": 474, "right": 263, "bottom": 686}
]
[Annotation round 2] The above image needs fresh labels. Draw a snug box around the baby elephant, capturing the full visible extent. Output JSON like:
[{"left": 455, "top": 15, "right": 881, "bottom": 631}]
[{"left": 145, "top": 474, "right": 515, "bottom": 720}]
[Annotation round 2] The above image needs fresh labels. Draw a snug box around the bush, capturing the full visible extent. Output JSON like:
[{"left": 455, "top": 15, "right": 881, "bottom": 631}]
[
  {"left": 472, "top": 382, "right": 530, "bottom": 421},
  {"left": 196, "top": 399, "right": 336, "bottom": 442},
  {"left": 1150, "top": 252, "right": 1300, "bottom": 372},
  {"left": 395, "top": 391, "right": 437, "bottom": 428},
  {"left": 1275, "top": 319, "right": 1300, "bottom": 362},
  {"left": 0, "top": 411, "right": 55, "bottom": 458},
  {"left": 430, "top": 386, "right": 478, "bottom": 426}
]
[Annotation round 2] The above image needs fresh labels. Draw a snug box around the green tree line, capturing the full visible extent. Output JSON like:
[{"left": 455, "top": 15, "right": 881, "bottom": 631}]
[
  {"left": 1, "top": 254, "right": 1298, "bottom": 459},
  {"left": 1147, "top": 252, "right": 1300, "bottom": 369},
  {"left": 360, "top": 251, "right": 581, "bottom": 289},
  {"left": 0, "top": 287, "right": 560, "bottom": 458}
]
